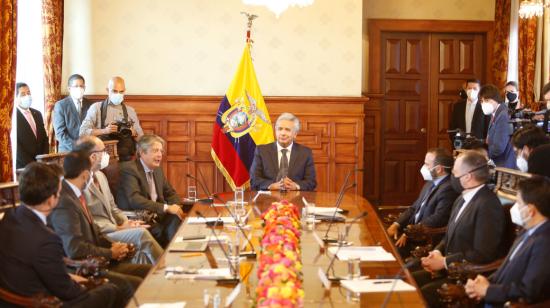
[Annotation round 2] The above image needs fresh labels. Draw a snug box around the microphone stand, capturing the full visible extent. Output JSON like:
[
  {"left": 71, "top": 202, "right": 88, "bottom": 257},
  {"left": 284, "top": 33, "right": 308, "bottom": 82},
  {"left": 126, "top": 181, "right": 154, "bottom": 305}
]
[
  {"left": 323, "top": 168, "right": 355, "bottom": 243},
  {"left": 195, "top": 211, "right": 240, "bottom": 283},
  {"left": 186, "top": 157, "right": 214, "bottom": 204},
  {"left": 380, "top": 259, "right": 417, "bottom": 308}
]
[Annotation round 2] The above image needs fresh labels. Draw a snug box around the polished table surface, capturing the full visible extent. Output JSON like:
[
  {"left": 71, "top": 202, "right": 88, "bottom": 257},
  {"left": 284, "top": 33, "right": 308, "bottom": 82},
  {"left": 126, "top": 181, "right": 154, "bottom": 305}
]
[{"left": 127, "top": 191, "right": 426, "bottom": 307}]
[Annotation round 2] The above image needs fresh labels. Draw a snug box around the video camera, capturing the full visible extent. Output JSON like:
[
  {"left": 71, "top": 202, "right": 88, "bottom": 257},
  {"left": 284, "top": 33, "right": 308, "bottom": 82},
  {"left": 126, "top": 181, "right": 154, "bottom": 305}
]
[{"left": 447, "top": 129, "right": 483, "bottom": 150}]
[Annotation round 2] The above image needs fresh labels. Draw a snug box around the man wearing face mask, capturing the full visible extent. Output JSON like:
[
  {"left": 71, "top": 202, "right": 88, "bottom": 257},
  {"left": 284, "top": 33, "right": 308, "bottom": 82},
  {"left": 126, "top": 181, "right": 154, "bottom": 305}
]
[
  {"left": 449, "top": 79, "right": 491, "bottom": 144},
  {"left": 386, "top": 148, "right": 458, "bottom": 258},
  {"left": 80, "top": 76, "right": 143, "bottom": 161},
  {"left": 465, "top": 176, "right": 550, "bottom": 306},
  {"left": 503, "top": 81, "right": 521, "bottom": 115},
  {"left": 511, "top": 125, "right": 549, "bottom": 172},
  {"left": 479, "top": 84, "right": 516, "bottom": 168},
  {"left": 48, "top": 151, "right": 151, "bottom": 305},
  {"left": 532, "top": 82, "right": 550, "bottom": 134},
  {"left": 412, "top": 151, "right": 507, "bottom": 307},
  {"left": 14, "top": 82, "right": 49, "bottom": 169},
  {"left": 75, "top": 136, "right": 164, "bottom": 264},
  {"left": 53, "top": 74, "right": 93, "bottom": 152}
]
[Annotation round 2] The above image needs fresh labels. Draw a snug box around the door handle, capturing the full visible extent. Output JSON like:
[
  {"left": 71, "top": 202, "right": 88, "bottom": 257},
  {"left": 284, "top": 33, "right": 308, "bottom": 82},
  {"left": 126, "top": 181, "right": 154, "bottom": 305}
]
[{"left": 420, "top": 128, "right": 426, "bottom": 133}]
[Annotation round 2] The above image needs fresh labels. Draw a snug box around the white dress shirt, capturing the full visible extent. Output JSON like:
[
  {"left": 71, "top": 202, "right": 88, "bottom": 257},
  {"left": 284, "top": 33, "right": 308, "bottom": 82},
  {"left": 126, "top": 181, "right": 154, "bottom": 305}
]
[
  {"left": 465, "top": 99, "right": 477, "bottom": 134},
  {"left": 454, "top": 184, "right": 485, "bottom": 222}
]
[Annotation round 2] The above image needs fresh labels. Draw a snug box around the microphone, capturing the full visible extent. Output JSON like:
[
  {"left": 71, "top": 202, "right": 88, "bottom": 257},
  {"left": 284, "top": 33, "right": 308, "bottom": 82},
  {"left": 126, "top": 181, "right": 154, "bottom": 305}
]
[
  {"left": 211, "top": 193, "right": 257, "bottom": 259},
  {"left": 186, "top": 157, "right": 214, "bottom": 204},
  {"left": 186, "top": 173, "right": 214, "bottom": 204},
  {"left": 381, "top": 259, "right": 417, "bottom": 308},
  {"left": 324, "top": 211, "right": 368, "bottom": 281},
  {"left": 323, "top": 168, "right": 360, "bottom": 243},
  {"left": 195, "top": 210, "right": 240, "bottom": 283}
]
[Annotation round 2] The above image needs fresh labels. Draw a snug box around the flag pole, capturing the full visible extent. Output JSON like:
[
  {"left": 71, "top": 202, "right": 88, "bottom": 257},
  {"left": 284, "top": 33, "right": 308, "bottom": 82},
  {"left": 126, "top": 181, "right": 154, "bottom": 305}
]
[{"left": 240, "top": 12, "right": 258, "bottom": 44}]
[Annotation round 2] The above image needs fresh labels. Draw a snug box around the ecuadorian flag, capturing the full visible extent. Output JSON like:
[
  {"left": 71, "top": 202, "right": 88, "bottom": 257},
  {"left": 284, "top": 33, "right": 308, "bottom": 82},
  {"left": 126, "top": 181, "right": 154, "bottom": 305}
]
[{"left": 211, "top": 43, "right": 274, "bottom": 190}]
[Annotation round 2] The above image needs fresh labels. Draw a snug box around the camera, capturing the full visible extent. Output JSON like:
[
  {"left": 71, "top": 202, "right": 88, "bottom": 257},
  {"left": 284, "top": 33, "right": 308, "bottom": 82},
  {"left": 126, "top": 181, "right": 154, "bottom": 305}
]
[{"left": 112, "top": 118, "right": 134, "bottom": 138}]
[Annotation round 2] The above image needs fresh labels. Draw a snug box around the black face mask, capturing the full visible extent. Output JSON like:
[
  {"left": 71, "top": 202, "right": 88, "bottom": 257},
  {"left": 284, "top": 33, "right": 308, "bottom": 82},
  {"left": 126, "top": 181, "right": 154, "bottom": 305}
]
[
  {"left": 506, "top": 92, "right": 518, "bottom": 102},
  {"left": 450, "top": 174, "right": 464, "bottom": 193}
]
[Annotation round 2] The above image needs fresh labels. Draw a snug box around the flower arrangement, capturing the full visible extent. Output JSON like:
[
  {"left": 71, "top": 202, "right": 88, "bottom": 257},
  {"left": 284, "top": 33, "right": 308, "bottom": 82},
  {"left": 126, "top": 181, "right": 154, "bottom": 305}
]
[{"left": 256, "top": 200, "right": 304, "bottom": 307}]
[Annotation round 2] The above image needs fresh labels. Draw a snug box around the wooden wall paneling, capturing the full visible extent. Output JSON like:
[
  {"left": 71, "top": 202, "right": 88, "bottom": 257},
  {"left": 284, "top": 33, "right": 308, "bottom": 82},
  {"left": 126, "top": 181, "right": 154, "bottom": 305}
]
[
  {"left": 89, "top": 95, "right": 366, "bottom": 198},
  {"left": 363, "top": 97, "right": 381, "bottom": 203}
]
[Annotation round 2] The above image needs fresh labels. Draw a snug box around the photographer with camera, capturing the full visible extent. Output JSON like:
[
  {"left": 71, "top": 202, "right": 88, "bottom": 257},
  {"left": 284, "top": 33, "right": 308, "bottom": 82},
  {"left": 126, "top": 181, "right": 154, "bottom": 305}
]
[
  {"left": 80, "top": 76, "right": 143, "bottom": 161},
  {"left": 532, "top": 82, "right": 550, "bottom": 134}
]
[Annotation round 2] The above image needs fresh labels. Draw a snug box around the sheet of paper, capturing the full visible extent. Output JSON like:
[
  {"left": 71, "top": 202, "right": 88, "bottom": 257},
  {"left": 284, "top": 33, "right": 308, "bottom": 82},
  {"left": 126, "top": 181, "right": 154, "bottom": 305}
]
[
  {"left": 341, "top": 279, "right": 416, "bottom": 293},
  {"left": 224, "top": 283, "right": 242, "bottom": 307},
  {"left": 140, "top": 302, "right": 186, "bottom": 308},
  {"left": 186, "top": 216, "right": 235, "bottom": 224},
  {"left": 175, "top": 235, "right": 229, "bottom": 243},
  {"left": 328, "top": 246, "right": 396, "bottom": 261},
  {"left": 318, "top": 267, "right": 331, "bottom": 290},
  {"left": 309, "top": 207, "right": 343, "bottom": 215},
  {"left": 165, "top": 268, "right": 232, "bottom": 280}
]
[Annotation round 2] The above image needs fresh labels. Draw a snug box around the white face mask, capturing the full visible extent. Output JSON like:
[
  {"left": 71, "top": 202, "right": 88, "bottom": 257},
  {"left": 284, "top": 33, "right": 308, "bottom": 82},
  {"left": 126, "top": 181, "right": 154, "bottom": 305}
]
[
  {"left": 19, "top": 95, "right": 32, "bottom": 109},
  {"left": 546, "top": 101, "right": 550, "bottom": 110},
  {"left": 516, "top": 151, "right": 528, "bottom": 172},
  {"left": 481, "top": 102, "right": 495, "bottom": 115},
  {"left": 510, "top": 202, "right": 531, "bottom": 227},
  {"left": 70, "top": 87, "right": 84, "bottom": 100},
  {"left": 110, "top": 93, "right": 124, "bottom": 105},
  {"left": 420, "top": 165, "right": 436, "bottom": 181},
  {"left": 467, "top": 89, "right": 478, "bottom": 100},
  {"left": 99, "top": 152, "right": 110, "bottom": 170}
]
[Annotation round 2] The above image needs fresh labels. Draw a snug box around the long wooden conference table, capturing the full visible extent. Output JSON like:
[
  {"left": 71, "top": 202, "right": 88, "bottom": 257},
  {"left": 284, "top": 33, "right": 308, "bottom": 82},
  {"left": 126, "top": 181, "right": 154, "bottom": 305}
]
[{"left": 128, "top": 191, "right": 426, "bottom": 307}]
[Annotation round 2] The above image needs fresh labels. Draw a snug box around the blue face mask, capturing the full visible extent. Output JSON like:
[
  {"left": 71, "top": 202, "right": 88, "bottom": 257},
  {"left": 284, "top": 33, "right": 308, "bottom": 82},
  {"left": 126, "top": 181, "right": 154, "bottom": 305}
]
[{"left": 110, "top": 93, "right": 124, "bottom": 105}]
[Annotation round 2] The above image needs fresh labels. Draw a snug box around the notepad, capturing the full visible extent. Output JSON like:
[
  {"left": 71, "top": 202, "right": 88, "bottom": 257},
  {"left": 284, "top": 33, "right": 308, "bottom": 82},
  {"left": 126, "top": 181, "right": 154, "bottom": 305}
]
[
  {"left": 186, "top": 217, "right": 235, "bottom": 224},
  {"left": 140, "top": 302, "right": 186, "bottom": 308},
  {"left": 341, "top": 279, "right": 416, "bottom": 293},
  {"left": 328, "top": 246, "right": 396, "bottom": 261}
]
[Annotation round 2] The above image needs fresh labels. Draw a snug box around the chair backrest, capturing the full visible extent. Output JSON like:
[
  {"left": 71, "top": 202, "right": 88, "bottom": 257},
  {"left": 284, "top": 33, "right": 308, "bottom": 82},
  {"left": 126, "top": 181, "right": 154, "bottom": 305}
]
[
  {"left": 0, "top": 182, "right": 19, "bottom": 220},
  {"left": 493, "top": 167, "right": 532, "bottom": 205},
  {"left": 0, "top": 286, "right": 61, "bottom": 308},
  {"left": 35, "top": 152, "right": 68, "bottom": 167}
]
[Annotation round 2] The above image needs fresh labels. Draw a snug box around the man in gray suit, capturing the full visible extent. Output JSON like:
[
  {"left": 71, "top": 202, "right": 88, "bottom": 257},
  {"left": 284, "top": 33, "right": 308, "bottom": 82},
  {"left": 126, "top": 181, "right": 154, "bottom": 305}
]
[
  {"left": 53, "top": 74, "right": 93, "bottom": 152},
  {"left": 75, "top": 136, "right": 163, "bottom": 264},
  {"left": 250, "top": 112, "right": 317, "bottom": 191}
]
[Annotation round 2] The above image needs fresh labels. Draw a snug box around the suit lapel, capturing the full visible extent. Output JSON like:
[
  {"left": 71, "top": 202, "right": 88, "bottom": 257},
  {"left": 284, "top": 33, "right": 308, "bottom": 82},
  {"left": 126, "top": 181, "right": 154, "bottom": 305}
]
[
  {"left": 153, "top": 168, "right": 163, "bottom": 202},
  {"left": 288, "top": 144, "right": 298, "bottom": 174},
  {"left": 415, "top": 182, "right": 440, "bottom": 221},
  {"left": 270, "top": 143, "right": 279, "bottom": 174},
  {"left": 135, "top": 160, "right": 152, "bottom": 199},
  {"left": 88, "top": 178, "right": 113, "bottom": 220},
  {"left": 17, "top": 109, "right": 37, "bottom": 141},
  {"left": 447, "top": 187, "right": 483, "bottom": 245},
  {"left": 62, "top": 181, "right": 97, "bottom": 238}
]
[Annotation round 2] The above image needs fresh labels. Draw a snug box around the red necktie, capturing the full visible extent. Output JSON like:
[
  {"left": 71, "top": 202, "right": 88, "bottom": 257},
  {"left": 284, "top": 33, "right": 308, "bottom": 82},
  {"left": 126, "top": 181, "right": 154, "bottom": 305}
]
[{"left": 79, "top": 195, "right": 93, "bottom": 224}]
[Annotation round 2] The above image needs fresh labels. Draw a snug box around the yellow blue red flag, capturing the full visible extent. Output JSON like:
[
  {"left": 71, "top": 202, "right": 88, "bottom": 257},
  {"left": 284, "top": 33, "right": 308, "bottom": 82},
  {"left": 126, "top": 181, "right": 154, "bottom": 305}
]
[{"left": 211, "top": 43, "right": 274, "bottom": 190}]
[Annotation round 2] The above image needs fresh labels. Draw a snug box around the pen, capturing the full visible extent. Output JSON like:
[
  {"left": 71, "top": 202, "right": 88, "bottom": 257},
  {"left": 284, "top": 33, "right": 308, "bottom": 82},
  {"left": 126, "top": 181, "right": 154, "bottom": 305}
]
[
  {"left": 373, "top": 280, "right": 393, "bottom": 284},
  {"left": 180, "top": 253, "right": 203, "bottom": 258}
]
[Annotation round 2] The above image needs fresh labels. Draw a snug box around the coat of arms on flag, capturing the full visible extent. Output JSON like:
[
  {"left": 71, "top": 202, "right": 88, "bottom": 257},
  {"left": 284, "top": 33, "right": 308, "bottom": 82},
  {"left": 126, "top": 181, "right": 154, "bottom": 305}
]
[{"left": 211, "top": 15, "right": 273, "bottom": 190}]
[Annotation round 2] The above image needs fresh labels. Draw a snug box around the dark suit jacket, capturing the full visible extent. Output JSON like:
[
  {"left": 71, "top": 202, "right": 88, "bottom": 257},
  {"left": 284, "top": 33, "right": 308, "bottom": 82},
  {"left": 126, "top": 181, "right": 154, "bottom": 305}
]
[
  {"left": 396, "top": 176, "right": 458, "bottom": 229},
  {"left": 16, "top": 108, "right": 49, "bottom": 169},
  {"left": 250, "top": 142, "right": 317, "bottom": 191},
  {"left": 116, "top": 160, "right": 181, "bottom": 215},
  {"left": 53, "top": 96, "right": 93, "bottom": 152},
  {"left": 48, "top": 180, "right": 113, "bottom": 259},
  {"left": 0, "top": 206, "right": 84, "bottom": 301},
  {"left": 484, "top": 221, "right": 550, "bottom": 306},
  {"left": 435, "top": 185, "right": 507, "bottom": 265},
  {"left": 487, "top": 104, "right": 516, "bottom": 168},
  {"left": 449, "top": 98, "right": 490, "bottom": 140}
]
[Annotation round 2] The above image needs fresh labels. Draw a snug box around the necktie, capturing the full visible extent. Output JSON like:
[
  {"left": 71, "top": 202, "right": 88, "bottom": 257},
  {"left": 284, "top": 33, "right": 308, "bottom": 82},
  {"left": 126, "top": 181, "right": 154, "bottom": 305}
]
[
  {"left": 147, "top": 171, "right": 158, "bottom": 202},
  {"left": 453, "top": 197, "right": 467, "bottom": 222},
  {"left": 24, "top": 110, "right": 37, "bottom": 137},
  {"left": 280, "top": 149, "right": 289, "bottom": 178},
  {"left": 414, "top": 183, "right": 435, "bottom": 223},
  {"left": 79, "top": 194, "right": 93, "bottom": 224}
]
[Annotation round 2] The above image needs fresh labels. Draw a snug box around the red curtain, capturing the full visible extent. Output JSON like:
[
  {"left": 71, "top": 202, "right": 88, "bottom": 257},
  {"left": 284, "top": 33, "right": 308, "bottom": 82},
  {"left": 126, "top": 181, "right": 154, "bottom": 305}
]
[
  {"left": 0, "top": 0, "right": 17, "bottom": 182},
  {"left": 492, "top": 0, "right": 511, "bottom": 89},
  {"left": 518, "top": 17, "right": 538, "bottom": 110},
  {"left": 42, "top": 0, "right": 63, "bottom": 151}
]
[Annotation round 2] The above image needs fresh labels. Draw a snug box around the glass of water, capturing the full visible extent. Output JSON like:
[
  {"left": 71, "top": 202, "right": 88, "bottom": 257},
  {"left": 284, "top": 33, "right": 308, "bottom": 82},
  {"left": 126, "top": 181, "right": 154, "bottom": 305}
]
[
  {"left": 306, "top": 203, "right": 316, "bottom": 231},
  {"left": 234, "top": 187, "right": 244, "bottom": 206},
  {"left": 187, "top": 185, "right": 197, "bottom": 201}
]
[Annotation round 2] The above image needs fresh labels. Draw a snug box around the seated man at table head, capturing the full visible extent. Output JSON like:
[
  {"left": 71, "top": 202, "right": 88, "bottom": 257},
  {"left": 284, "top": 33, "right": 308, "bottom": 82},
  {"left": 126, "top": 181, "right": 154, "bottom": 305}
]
[
  {"left": 79, "top": 76, "right": 143, "bottom": 161},
  {"left": 387, "top": 148, "right": 459, "bottom": 258},
  {"left": 412, "top": 150, "right": 507, "bottom": 307},
  {"left": 75, "top": 136, "right": 163, "bottom": 264},
  {"left": 48, "top": 151, "right": 151, "bottom": 305},
  {"left": 511, "top": 124, "right": 550, "bottom": 172},
  {"left": 15, "top": 82, "right": 49, "bottom": 169},
  {"left": 116, "top": 134, "right": 184, "bottom": 247},
  {"left": 53, "top": 73, "right": 93, "bottom": 152},
  {"left": 0, "top": 162, "right": 120, "bottom": 307},
  {"left": 465, "top": 175, "right": 550, "bottom": 306},
  {"left": 250, "top": 112, "right": 317, "bottom": 191}
]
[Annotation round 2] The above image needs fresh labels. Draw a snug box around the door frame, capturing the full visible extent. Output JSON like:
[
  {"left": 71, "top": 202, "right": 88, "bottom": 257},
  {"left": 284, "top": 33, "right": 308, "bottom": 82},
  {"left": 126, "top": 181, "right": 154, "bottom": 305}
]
[{"left": 366, "top": 19, "right": 494, "bottom": 204}]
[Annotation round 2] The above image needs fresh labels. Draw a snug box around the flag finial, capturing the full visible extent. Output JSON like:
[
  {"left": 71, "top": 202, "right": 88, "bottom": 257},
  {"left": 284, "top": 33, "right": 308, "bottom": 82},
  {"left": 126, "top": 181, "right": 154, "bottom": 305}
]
[{"left": 240, "top": 12, "right": 258, "bottom": 43}]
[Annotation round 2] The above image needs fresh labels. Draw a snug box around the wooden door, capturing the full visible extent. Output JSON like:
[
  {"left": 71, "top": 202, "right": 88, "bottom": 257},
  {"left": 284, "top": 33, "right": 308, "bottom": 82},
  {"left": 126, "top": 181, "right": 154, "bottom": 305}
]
[
  {"left": 380, "top": 32, "right": 430, "bottom": 204},
  {"left": 429, "top": 33, "right": 486, "bottom": 150}
]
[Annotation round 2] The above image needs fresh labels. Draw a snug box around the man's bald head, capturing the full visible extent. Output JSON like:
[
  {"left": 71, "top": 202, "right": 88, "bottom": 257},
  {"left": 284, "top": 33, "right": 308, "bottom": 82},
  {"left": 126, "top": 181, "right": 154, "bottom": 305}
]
[
  {"left": 74, "top": 136, "right": 106, "bottom": 172},
  {"left": 107, "top": 76, "right": 126, "bottom": 93}
]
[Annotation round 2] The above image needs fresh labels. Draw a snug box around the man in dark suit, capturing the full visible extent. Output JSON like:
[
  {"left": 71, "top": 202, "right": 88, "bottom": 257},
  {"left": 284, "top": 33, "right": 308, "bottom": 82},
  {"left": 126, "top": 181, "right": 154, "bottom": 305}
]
[
  {"left": 15, "top": 82, "right": 49, "bottom": 169},
  {"left": 412, "top": 151, "right": 507, "bottom": 307},
  {"left": 386, "top": 148, "right": 458, "bottom": 257},
  {"left": 116, "top": 134, "right": 184, "bottom": 247},
  {"left": 48, "top": 151, "right": 151, "bottom": 305},
  {"left": 449, "top": 79, "right": 490, "bottom": 143},
  {"left": 0, "top": 162, "right": 120, "bottom": 307},
  {"left": 465, "top": 176, "right": 550, "bottom": 306},
  {"left": 250, "top": 112, "right": 316, "bottom": 191},
  {"left": 479, "top": 84, "right": 516, "bottom": 168},
  {"left": 53, "top": 74, "right": 93, "bottom": 152}
]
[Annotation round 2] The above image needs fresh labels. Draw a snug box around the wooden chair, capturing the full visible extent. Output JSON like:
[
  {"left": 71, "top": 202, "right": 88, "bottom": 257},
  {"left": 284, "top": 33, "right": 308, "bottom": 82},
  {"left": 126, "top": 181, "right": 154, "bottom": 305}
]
[
  {"left": 102, "top": 140, "right": 120, "bottom": 196},
  {"left": 0, "top": 287, "right": 61, "bottom": 308},
  {"left": 35, "top": 152, "right": 68, "bottom": 167},
  {"left": 0, "top": 182, "right": 19, "bottom": 220}
]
